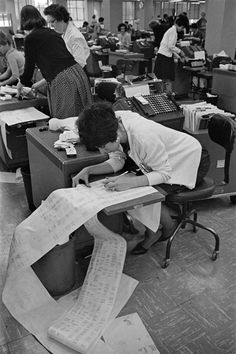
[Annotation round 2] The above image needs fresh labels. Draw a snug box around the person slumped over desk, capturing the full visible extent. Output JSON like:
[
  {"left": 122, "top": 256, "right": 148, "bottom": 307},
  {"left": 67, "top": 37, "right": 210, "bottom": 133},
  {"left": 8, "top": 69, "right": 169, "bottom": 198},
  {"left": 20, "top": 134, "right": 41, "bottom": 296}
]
[{"left": 72, "top": 102, "right": 210, "bottom": 255}]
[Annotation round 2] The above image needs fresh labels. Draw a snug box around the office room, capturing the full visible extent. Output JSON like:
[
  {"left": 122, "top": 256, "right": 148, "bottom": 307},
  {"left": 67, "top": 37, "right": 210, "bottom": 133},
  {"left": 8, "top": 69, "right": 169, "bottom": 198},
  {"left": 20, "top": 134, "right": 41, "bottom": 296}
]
[{"left": 0, "top": 0, "right": 236, "bottom": 353}]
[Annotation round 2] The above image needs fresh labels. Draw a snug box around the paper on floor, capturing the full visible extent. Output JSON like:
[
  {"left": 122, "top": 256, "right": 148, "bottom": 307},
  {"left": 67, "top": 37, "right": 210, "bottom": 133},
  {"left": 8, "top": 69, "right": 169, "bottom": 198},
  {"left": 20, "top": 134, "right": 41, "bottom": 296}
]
[{"left": 2, "top": 180, "right": 159, "bottom": 353}]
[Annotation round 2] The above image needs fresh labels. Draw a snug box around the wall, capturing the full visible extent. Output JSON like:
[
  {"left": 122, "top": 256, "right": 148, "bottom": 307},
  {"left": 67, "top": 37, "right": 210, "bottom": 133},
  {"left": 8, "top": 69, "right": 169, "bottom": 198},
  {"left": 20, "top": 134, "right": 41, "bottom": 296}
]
[
  {"left": 108, "top": 0, "right": 152, "bottom": 33},
  {"left": 205, "top": 0, "right": 236, "bottom": 58}
]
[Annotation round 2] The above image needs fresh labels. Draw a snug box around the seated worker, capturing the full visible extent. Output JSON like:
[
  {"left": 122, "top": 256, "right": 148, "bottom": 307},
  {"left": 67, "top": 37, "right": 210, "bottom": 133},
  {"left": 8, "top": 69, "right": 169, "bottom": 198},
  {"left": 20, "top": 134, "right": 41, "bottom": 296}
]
[
  {"left": 0, "top": 30, "right": 25, "bottom": 87},
  {"left": 117, "top": 23, "right": 131, "bottom": 50},
  {"left": 92, "top": 17, "right": 105, "bottom": 40},
  {"left": 72, "top": 102, "right": 210, "bottom": 255},
  {"left": 189, "top": 23, "right": 204, "bottom": 46}
]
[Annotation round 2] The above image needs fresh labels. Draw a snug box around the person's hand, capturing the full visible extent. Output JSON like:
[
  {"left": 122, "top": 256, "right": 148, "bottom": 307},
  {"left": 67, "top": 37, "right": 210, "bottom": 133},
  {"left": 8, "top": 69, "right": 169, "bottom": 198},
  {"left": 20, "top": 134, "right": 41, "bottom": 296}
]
[
  {"left": 16, "top": 80, "right": 23, "bottom": 97},
  {"left": 103, "top": 174, "right": 135, "bottom": 191},
  {"left": 72, "top": 167, "right": 91, "bottom": 187}
]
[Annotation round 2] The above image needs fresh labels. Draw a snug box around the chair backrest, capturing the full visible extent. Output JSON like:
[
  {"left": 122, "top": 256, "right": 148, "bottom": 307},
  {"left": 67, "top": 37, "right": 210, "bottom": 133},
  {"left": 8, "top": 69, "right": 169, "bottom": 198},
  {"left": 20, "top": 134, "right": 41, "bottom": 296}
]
[{"left": 208, "top": 114, "right": 236, "bottom": 183}]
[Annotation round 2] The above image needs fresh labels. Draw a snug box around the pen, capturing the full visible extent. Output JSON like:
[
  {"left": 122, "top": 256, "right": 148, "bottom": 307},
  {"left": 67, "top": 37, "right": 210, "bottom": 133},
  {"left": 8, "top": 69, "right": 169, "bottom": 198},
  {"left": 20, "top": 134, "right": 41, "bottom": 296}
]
[
  {"left": 105, "top": 171, "right": 129, "bottom": 181},
  {"left": 115, "top": 171, "right": 129, "bottom": 179}
]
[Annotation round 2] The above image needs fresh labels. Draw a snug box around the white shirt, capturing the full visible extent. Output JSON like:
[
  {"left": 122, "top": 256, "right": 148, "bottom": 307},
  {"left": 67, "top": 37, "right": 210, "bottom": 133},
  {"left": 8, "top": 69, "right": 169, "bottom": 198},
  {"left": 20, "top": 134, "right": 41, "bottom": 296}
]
[
  {"left": 158, "top": 25, "right": 181, "bottom": 57},
  {"left": 107, "top": 111, "right": 202, "bottom": 190},
  {"left": 63, "top": 21, "right": 90, "bottom": 68}
]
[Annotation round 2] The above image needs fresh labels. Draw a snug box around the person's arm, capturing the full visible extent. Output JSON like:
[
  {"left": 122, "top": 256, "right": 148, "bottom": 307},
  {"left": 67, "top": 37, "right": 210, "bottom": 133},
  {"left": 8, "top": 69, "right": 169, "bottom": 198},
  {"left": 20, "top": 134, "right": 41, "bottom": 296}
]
[
  {"left": 67, "top": 35, "right": 90, "bottom": 68},
  {"left": 103, "top": 174, "right": 149, "bottom": 191},
  {"left": 72, "top": 161, "right": 116, "bottom": 187},
  {"left": 19, "top": 35, "right": 37, "bottom": 87},
  {"left": 0, "top": 66, "right": 11, "bottom": 83},
  {"left": 32, "top": 78, "right": 47, "bottom": 91}
]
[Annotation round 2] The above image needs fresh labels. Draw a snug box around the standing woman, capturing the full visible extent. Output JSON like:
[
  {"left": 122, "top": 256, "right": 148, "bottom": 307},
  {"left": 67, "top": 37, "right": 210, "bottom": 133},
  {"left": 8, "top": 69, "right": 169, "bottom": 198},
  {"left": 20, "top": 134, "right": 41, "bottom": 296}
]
[
  {"left": 43, "top": 4, "right": 90, "bottom": 70},
  {"left": 154, "top": 17, "right": 186, "bottom": 94},
  {"left": 17, "top": 5, "right": 92, "bottom": 119}
]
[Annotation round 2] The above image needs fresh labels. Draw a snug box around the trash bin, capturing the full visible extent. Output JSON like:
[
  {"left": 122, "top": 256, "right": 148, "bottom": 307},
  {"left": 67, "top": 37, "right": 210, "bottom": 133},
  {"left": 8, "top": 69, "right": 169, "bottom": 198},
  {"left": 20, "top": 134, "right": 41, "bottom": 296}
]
[
  {"left": 32, "top": 235, "right": 76, "bottom": 297},
  {"left": 21, "top": 165, "right": 36, "bottom": 212}
]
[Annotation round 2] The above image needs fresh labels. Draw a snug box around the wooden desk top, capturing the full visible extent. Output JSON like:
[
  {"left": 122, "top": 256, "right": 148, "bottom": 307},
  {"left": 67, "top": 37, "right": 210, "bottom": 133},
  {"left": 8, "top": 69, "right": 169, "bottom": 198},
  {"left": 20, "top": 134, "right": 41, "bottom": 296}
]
[
  {"left": 183, "top": 66, "right": 206, "bottom": 72},
  {"left": 108, "top": 50, "right": 146, "bottom": 60},
  {"left": 103, "top": 188, "right": 165, "bottom": 215}
]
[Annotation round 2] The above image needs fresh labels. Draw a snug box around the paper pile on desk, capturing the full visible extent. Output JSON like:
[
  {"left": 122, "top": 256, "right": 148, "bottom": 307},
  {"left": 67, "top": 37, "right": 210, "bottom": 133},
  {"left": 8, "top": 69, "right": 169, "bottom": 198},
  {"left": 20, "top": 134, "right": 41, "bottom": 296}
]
[
  {"left": 181, "top": 102, "right": 234, "bottom": 133},
  {"left": 0, "top": 106, "right": 49, "bottom": 126}
]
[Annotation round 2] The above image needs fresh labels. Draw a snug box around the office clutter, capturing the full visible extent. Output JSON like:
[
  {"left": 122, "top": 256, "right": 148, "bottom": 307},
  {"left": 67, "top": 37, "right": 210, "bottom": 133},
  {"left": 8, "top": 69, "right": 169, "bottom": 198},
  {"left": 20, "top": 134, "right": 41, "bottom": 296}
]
[
  {"left": 0, "top": 106, "right": 49, "bottom": 168},
  {"left": 3, "top": 180, "right": 162, "bottom": 353},
  {"left": 181, "top": 101, "right": 234, "bottom": 133}
]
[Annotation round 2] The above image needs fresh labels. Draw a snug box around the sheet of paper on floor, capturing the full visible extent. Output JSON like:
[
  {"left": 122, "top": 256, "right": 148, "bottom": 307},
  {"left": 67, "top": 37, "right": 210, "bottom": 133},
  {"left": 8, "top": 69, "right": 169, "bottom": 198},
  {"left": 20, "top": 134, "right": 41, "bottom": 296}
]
[{"left": 103, "top": 312, "right": 160, "bottom": 354}]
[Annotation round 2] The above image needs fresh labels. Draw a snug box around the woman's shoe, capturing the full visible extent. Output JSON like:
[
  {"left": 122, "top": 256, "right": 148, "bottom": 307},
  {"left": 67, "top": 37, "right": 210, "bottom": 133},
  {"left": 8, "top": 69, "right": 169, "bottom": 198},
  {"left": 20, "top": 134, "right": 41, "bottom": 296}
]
[
  {"left": 157, "top": 222, "right": 178, "bottom": 242},
  {"left": 130, "top": 242, "right": 148, "bottom": 255},
  {"left": 131, "top": 229, "right": 162, "bottom": 255}
]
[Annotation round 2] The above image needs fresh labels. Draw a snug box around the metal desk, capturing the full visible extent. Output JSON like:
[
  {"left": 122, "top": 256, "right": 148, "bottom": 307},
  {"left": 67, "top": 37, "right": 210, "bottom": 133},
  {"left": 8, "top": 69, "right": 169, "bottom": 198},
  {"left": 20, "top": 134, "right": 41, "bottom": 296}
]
[
  {"left": 212, "top": 68, "right": 236, "bottom": 114},
  {"left": 0, "top": 96, "right": 48, "bottom": 169},
  {"left": 108, "top": 51, "right": 151, "bottom": 76},
  {"left": 26, "top": 127, "right": 108, "bottom": 207}
]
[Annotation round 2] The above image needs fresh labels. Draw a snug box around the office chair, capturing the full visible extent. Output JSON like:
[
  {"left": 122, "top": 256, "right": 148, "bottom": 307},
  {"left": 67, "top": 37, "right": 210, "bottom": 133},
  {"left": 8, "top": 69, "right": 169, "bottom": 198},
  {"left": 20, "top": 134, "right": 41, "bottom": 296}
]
[
  {"left": 161, "top": 113, "right": 236, "bottom": 268},
  {"left": 162, "top": 176, "right": 219, "bottom": 268}
]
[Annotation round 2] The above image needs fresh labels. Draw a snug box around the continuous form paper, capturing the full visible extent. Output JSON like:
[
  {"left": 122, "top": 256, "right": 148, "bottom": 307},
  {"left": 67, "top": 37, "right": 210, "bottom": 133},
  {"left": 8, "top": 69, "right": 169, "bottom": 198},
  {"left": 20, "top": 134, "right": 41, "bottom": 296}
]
[
  {"left": 2, "top": 180, "right": 160, "bottom": 353},
  {"left": 48, "top": 217, "right": 127, "bottom": 352}
]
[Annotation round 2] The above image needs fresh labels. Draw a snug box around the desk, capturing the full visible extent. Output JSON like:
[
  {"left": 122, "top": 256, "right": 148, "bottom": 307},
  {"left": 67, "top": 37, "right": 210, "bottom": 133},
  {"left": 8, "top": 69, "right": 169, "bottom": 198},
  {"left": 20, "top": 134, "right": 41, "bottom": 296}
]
[
  {"left": 0, "top": 96, "right": 48, "bottom": 169},
  {"left": 26, "top": 127, "right": 108, "bottom": 207},
  {"left": 212, "top": 68, "right": 236, "bottom": 113},
  {"left": 108, "top": 51, "right": 151, "bottom": 76},
  {"left": 183, "top": 66, "right": 206, "bottom": 98}
]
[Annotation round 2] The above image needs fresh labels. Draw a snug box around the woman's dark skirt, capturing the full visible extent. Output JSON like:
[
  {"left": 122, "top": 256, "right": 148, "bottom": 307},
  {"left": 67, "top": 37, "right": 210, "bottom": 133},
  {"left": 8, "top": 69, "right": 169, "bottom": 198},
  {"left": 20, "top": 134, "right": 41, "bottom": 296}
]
[
  {"left": 48, "top": 63, "right": 93, "bottom": 119},
  {"left": 154, "top": 53, "right": 175, "bottom": 81}
]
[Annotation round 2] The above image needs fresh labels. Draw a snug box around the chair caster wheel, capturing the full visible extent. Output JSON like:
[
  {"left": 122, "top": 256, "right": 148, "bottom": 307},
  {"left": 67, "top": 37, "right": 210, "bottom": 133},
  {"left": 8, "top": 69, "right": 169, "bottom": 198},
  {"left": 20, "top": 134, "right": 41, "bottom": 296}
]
[
  {"left": 162, "top": 259, "right": 170, "bottom": 269},
  {"left": 211, "top": 251, "right": 218, "bottom": 261}
]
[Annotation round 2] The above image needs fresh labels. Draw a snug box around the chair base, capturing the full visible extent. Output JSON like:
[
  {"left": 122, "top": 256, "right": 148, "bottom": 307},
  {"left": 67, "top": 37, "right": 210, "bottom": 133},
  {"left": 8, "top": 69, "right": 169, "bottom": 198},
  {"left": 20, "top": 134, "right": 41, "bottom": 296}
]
[{"left": 161, "top": 208, "right": 220, "bottom": 269}]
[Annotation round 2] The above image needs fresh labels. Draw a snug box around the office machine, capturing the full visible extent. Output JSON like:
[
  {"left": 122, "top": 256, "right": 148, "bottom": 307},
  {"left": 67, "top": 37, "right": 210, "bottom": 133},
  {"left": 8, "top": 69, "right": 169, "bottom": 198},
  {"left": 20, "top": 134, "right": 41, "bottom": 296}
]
[
  {"left": 132, "top": 40, "right": 155, "bottom": 59},
  {"left": 97, "top": 36, "right": 110, "bottom": 50},
  {"left": 181, "top": 44, "right": 204, "bottom": 59},
  {"left": 113, "top": 93, "right": 184, "bottom": 131},
  {"left": 0, "top": 97, "right": 48, "bottom": 168}
]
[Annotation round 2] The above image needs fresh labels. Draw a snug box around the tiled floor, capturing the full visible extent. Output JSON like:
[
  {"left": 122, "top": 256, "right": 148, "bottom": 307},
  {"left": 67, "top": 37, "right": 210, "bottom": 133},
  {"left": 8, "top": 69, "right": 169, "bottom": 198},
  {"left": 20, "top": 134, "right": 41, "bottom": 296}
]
[{"left": 1, "top": 152, "right": 236, "bottom": 353}]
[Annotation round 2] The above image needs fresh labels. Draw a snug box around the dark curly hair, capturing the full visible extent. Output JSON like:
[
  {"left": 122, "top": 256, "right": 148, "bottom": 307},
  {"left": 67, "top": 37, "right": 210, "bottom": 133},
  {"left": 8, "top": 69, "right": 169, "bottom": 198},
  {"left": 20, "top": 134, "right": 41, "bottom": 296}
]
[
  {"left": 117, "top": 23, "right": 128, "bottom": 32},
  {"left": 20, "top": 5, "right": 46, "bottom": 31},
  {"left": 44, "top": 4, "right": 71, "bottom": 23},
  {"left": 76, "top": 101, "right": 118, "bottom": 150}
]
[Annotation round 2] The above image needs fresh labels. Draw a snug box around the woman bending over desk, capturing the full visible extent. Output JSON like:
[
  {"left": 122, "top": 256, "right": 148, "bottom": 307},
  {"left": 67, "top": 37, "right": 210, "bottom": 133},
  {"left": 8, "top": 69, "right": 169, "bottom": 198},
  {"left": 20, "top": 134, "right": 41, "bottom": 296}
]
[
  {"left": 17, "top": 5, "right": 92, "bottom": 119},
  {"left": 72, "top": 102, "right": 210, "bottom": 255}
]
